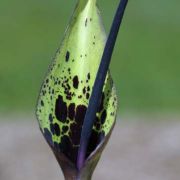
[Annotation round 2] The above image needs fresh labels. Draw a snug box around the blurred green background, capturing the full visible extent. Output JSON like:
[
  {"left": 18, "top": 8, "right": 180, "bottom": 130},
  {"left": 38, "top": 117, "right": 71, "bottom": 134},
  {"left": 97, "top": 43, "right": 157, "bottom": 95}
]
[{"left": 0, "top": 0, "right": 179, "bottom": 114}]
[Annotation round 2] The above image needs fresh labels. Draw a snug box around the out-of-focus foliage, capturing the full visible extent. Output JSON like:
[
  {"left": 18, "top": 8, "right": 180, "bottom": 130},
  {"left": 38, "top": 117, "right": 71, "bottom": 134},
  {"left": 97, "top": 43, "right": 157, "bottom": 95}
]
[{"left": 0, "top": 0, "right": 179, "bottom": 113}]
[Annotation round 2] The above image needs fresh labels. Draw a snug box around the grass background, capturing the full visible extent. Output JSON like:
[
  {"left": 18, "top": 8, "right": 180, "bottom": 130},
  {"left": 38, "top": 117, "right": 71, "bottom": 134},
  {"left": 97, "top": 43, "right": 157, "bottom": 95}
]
[{"left": 0, "top": 0, "right": 179, "bottom": 114}]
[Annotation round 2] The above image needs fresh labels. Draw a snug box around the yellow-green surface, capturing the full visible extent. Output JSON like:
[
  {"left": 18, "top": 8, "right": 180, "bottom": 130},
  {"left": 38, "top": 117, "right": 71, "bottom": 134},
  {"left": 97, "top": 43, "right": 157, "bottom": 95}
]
[
  {"left": 36, "top": 0, "right": 117, "bottom": 163},
  {"left": 0, "top": 0, "right": 180, "bottom": 113}
]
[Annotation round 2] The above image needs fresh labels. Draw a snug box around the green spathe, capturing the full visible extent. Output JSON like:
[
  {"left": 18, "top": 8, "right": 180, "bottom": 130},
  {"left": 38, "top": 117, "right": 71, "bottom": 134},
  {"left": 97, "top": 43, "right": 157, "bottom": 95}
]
[{"left": 36, "top": 0, "right": 117, "bottom": 178}]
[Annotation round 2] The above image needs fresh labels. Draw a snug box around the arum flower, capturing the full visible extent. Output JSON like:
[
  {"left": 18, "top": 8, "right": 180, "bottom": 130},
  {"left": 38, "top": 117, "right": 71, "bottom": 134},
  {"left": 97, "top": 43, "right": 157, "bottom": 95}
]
[{"left": 36, "top": 0, "right": 128, "bottom": 179}]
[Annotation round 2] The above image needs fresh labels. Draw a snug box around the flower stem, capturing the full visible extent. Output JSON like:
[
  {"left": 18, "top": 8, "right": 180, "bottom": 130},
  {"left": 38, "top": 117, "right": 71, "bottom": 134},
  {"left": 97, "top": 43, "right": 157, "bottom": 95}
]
[{"left": 77, "top": 0, "right": 128, "bottom": 170}]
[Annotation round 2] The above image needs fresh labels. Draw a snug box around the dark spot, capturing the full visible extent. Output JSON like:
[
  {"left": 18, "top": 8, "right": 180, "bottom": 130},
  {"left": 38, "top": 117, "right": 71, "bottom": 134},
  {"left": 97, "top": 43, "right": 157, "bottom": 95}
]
[
  {"left": 83, "top": 87, "right": 86, "bottom": 94},
  {"left": 65, "top": 51, "right": 70, "bottom": 62},
  {"left": 90, "top": 18, "right": 92, "bottom": 21},
  {"left": 93, "top": 42, "right": 95, "bottom": 45},
  {"left": 73, "top": 76, "right": 79, "bottom": 89},
  {"left": 49, "top": 114, "right": 53, "bottom": 122},
  {"left": 41, "top": 100, "right": 44, "bottom": 106},
  {"left": 62, "top": 126, "right": 69, "bottom": 133},
  {"left": 101, "top": 110, "right": 107, "bottom": 124},
  {"left": 78, "top": 95, "right": 82, "bottom": 99},
  {"left": 87, "top": 73, "right": 90, "bottom": 80},
  {"left": 44, "top": 128, "right": 53, "bottom": 145},
  {"left": 66, "top": 95, "right": 72, "bottom": 100},
  {"left": 55, "top": 95, "right": 67, "bottom": 123},
  {"left": 87, "top": 86, "right": 90, "bottom": 91},
  {"left": 68, "top": 103, "right": 75, "bottom": 120},
  {"left": 86, "top": 93, "right": 90, "bottom": 100},
  {"left": 46, "top": 79, "right": 49, "bottom": 83},
  {"left": 75, "top": 105, "right": 87, "bottom": 125},
  {"left": 53, "top": 123, "right": 60, "bottom": 136},
  {"left": 85, "top": 18, "right": 88, "bottom": 26}
]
